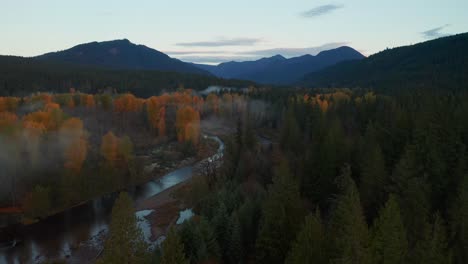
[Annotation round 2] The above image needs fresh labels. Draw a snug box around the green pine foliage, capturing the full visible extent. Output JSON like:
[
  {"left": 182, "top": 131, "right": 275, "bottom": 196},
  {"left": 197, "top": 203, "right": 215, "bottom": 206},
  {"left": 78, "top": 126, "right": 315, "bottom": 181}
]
[
  {"left": 285, "top": 209, "right": 327, "bottom": 264},
  {"left": 255, "top": 160, "right": 305, "bottom": 264},
  {"left": 370, "top": 195, "right": 408, "bottom": 264},
  {"left": 161, "top": 227, "right": 189, "bottom": 264},
  {"left": 98, "top": 192, "right": 149, "bottom": 264},
  {"left": 329, "top": 164, "right": 370, "bottom": 264}
]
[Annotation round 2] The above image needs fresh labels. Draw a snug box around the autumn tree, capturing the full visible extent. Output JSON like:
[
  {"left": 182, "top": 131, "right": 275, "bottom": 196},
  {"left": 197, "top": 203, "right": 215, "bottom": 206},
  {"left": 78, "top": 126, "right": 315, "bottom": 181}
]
[
  {"left": 206, "top": 93, "right": 219, "bottom": 114},
  {"left": 176, "top": 106, "right": 200, "bottom": 145},
  {"left": 146, "top": 96, "right": 166, "bottom": 138},
  {"left": 60, "top": 118, "right": 88, "bottom": 174},
  {"left": 101, "top": 131, "right": 120, "bottom": 166}
]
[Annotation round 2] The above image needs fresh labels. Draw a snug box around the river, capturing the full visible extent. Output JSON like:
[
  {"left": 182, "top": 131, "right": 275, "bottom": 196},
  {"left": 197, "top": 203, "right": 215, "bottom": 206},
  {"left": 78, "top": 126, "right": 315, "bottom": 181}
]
[{"left": 0, "top": 135, "right": 224, "bottom": 264}]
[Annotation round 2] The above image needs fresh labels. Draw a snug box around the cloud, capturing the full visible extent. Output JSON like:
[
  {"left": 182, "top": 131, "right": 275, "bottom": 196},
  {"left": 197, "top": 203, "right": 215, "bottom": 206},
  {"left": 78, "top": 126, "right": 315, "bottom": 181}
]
[
  {"left": 176, "top": 37, "right": 262, "bottom": 47},
  {"left": 171, "top": 42, "right": 350, "bottom": 64},
  {"left": 163, "top": 50, "right": 228, "bottom": 55},
  {"left": 421, "top": 24, "right": 451, "bottom": 39},
  {"left": 241, "top": 42, "right": 348, "bottom": 57},
  {"left": 301, "top": 4, "right": 343, "bottom": 18},
  {"left": 178, "top": 55, "right": 258, "bottom": 64}
]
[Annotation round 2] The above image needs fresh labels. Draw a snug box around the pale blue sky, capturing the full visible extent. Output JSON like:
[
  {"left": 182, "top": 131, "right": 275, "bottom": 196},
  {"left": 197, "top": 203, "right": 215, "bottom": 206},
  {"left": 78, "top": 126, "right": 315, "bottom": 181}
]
[{"left": 1, "top": 0, "right": 467, "bottom": 64}]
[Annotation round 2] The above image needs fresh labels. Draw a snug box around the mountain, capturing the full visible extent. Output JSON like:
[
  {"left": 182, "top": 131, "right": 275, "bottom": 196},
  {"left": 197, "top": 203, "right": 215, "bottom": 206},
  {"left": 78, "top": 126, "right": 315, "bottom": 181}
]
[
  {"left": 302, "top": 33, "right": 468, "bottom": 91},
  {"left": 0, "top": 55, "right": 254, "bottom": 97},
  {"left": 194, "top": 54, "right": 287, "bottom": 79},
  {"left": 36, "top": 39, "right": 210, "bottom": 75},
  {"left": 194, "top": 46, "right": 364, "bottom": 85}
]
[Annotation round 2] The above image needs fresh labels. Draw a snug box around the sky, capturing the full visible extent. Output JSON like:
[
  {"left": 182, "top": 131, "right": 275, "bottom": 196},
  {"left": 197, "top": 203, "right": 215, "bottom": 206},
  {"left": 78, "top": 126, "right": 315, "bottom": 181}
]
[{"left": 1, "top": 0, "right": 467, "bottom": 64}]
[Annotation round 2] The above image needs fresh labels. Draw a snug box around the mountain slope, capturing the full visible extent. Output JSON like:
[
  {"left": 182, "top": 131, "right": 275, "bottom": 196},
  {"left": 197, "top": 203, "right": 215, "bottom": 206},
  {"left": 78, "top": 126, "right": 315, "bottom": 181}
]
[
  {"left": 0, "top": 56, "right": 254, "bottom": 97},
  {"left": 195, "top": 46, "right": 364, "bottom": 84},
  {"left": 36, "top": 39, "right": 210, "bottom": 75},
  {"left": 302, "top": 33, "right": 468, "bottom": 90}
]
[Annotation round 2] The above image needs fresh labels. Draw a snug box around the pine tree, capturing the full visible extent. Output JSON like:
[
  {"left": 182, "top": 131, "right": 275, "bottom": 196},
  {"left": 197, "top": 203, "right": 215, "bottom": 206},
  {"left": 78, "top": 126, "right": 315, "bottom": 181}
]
[
  {"left": 359, "top": 124, "right": 387, "bottom": 220},
  {"left": 370, "top": 195, "right": 408, "bottom": 264},
  {"left": 161, "top": 227, "right": 189, "bottom": 264},
  {"left": 98, "top": 192, "right": 148, "bottom": 264},
  {"left": 450, "top": 173, "right": 468, "bottom": 264},
  {"left": 255, "top": 160, "right": 305, "bottom": 264},
  {"left": 227, "top": 213, "right": 243, "bottom": 264},
  {"left": 390, "top": 145, "right": 431, "bottom": 246},
  {"left": 198, "top": 217, "right": 221, "bottom": 261},
  {"left": 329, "top": 164, "right": 370, "bottom": 264},
  {"left": 411, "top": 214, "right": 452, "bottom": 264},
  {"left": 285, "top": 209, "right": 327, "bottom": 264}
]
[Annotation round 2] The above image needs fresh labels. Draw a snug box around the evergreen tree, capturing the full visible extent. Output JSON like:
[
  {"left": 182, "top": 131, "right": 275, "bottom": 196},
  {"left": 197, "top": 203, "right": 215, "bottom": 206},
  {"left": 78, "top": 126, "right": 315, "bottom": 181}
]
[
  {"left": 198, "top": 217, "right": 221, "bottom": 261},
  {"left": 255, "top": 160, "right": 305, "bottom": 264},
  {"left": 450, "top": 173, "right": 468, "bottom": 264},
  {"left": 329, "top": 164, "right": 370, "bottom": 264},
  {"left": 227, "top": 213, "right": 243, "bottom": 264},
  {"left": 161, "top": 227, "right": 189, "bottom": 264},
  {"left": 212, "top": 202, "right": 230, "bottom": 258},
  {"left": 359, "top": 124, "right": 387, "bottom": 220},
  {"left": 411, "top": 214, "right": 452, "bottom": 264},
  {"left": 179, "top": 220, "right": 204, "bottom": 263},
  {"left": 285, "top": 209, "right": 327, "bottom": 264},
  {"left": 98, "top": 192, "right": 148, "bottom": 264},
  {"left": 390, "top": 145, "right": 431, "bottom": 246},
  {"left": 370, "top": 195, "right": 408, "bottom": 264}
]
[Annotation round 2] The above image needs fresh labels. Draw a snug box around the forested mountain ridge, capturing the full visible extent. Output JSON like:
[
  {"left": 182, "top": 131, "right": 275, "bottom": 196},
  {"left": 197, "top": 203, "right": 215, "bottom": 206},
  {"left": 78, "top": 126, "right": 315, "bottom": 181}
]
[
  {"left": 195, "top": 46, "right": 365, "bottom": 84},
  {"left": 35, "top": 39, "right": 210, "bottom": 75},
  {"left": 302, "top": 32, "right": 468, "bottom": 91},
  {"left": 0, "top": 55, "right": 254, "bottom": 97}
]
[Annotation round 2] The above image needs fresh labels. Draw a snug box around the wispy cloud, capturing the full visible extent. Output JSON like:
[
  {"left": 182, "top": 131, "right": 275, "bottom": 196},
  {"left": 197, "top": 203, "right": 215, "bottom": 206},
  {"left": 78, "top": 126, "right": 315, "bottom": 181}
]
[
  {"left": 178, "top": 55, "right": 257, "bottom": 64},
  {"left": 301, "top": 4, "right": 343, "bottom": 18},
  {"left": 163, "top": 50, "right": 228, "bottom": 55},
  {"left": 176, "top": 37, "right": 262, "bottom": 47},
  {"left": 421, "top": 24, "right": 451, "bottom": 39},
  {"left": 241, "top": 42, "right": 348, "bottom": 57},
  {"left": 169, "top": 42, "right": 350, "bottom": 64}
]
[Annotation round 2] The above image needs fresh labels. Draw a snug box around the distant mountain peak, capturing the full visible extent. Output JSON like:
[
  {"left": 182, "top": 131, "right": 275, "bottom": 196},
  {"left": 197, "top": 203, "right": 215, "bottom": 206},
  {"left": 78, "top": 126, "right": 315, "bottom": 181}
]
[
  {"left": 271, "top": 54, "right": 286, "bottom": 60},
  {"left": 194, "top": 46, "right": 364, "bottom": 84},
  {"left": 35, "top": 39, "right": 210, "bottom": 75}
]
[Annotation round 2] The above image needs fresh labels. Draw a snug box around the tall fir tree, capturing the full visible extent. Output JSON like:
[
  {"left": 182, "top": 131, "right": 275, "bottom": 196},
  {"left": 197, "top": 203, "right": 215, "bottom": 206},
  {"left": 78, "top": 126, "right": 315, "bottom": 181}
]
[
  {"left": 98, "top": 192, "right": 149, "bottom": 264},
  {"left": 285, "top": 209, "right": 327, "bottom": 264},
  {"left": 369, "top": 194, "right": 408, "bottom": 264},
  {"left": 450, "top": 173, "right": 468, "bottom": 264},
  {"left": 359, "top": 123, "right": 387, "bottom": 220},
  {"left": 411, "top": 214, "right": 452, "bottom": 264},
  {"left": 161, "top": 227, "right": 189, "bottom": 264},
  {"left": 255, "top": 160, "right": 305, "bottom": 264},
  {"left": 329, "top": 164, "right": 370, "bottom": 264}
]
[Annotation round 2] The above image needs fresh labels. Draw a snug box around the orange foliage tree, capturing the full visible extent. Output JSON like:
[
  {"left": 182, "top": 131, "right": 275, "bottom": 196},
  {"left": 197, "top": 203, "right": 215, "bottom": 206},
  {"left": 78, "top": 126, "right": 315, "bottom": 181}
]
[
  {"left": 206, "top": 93, "right": 219, "bottom": 114},
  {"left": 59, "top": 118, "right": 88, "bottom": 174},
  {"left": 22, "top": 120, "right": 46, "bottom": 166},
  {"left": 80, "top": 94, "right": 96, "bottom": 108},
  {"left": 100, "top": 131, "right": 134, "bottom": 168},
  {"left": 114, "top": 93, "right": 143, "bottom": 113},
  {"left": 146, "top": 96, "right": 167, "bottom": 138},
  {"left": 176, "top": 106, "right": 200, "bottom": 145},
  {"left": 0, "top": 112, "right": 18, "bottom": 132},
  {"left": 101, "top": 131, "right": 120, "bottom": 166},
  {"left": 0, "top": 97, "right": 20, "bottom": 112}
]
